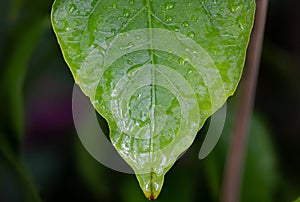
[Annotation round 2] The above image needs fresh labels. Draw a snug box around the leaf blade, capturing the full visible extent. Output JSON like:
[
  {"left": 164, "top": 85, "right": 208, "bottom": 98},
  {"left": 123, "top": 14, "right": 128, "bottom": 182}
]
[{"left": 51, "top": 0, "right": 255, "bottom": 199}]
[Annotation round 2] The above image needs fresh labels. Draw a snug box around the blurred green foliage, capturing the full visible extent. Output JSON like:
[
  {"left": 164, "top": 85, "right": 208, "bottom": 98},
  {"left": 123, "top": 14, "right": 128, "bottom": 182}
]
[
  {"left": 293, "top": 197, "right": 300, "bottom": 202},
  {"left": 1, "top": 0, "right": 300, "bottom": 201}
]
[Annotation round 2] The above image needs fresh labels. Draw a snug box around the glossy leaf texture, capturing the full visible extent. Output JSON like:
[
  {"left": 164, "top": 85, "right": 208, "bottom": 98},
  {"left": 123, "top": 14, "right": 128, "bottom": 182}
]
[{"left": 51, "top": 0, "right": 255, "bottom": 199}]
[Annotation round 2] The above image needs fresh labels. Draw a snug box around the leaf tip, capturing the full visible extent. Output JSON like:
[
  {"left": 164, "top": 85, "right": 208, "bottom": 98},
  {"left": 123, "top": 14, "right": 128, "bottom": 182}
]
[
  {"left": 137, "top": 171, "right": 164, "bottom": 200},
  {"left": 146, "top": 194, "right": 157, "bottom": 201}
]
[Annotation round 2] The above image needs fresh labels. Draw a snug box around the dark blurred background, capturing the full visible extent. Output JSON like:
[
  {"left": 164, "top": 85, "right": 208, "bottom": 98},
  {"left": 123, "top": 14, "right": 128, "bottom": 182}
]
[{"left": 0, "top": 0, "right": 299, "bottom": 201}]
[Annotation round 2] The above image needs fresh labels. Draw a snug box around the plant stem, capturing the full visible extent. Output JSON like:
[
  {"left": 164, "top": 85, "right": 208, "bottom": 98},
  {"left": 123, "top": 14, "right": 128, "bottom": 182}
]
[{"left": 220, "top": 1, "right": 268, "bottom": 202}]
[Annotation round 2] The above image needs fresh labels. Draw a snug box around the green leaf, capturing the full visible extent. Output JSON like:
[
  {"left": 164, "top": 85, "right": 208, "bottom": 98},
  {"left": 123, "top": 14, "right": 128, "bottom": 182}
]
[{"left": 51, "top": 0, "right": 255, "bottom": 199}]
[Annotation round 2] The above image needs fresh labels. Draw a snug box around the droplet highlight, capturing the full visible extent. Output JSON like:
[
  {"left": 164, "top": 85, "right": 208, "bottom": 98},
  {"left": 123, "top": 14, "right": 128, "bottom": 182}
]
[
  {"left": 238, "top": 18, "right": 245, "bottom": 30},
  {"left": 68, "top": 4, "right": 76, "bottom": 14},
  {"left": 120, "top": 42, "right": 135, "bottom": 50},
  {"left": 182, "top": 21, "right": 189, "bottom": 27},
  {"left": 165, "top": 2, "right": 175, "bottom": 10},
  {"left": 123, "top": 9, "right": 131, "bottom": 18},
  {"left": 166, "top": 16, "right": 173, "bottom": 22},
  {"left": 191, "top": 15, "right": 199, "bottom": 22},
  {"left": 230, "top": 5, "right": 240, "bottom": 13},
  {"left": 112, "top": 2, "right": 117, "bottom": 9},
  {"left": 178, "top": 57, "right": 187, "bottom": 65},
  {"left": 187, "top": 31, "right": 195, "bottom": 38}
]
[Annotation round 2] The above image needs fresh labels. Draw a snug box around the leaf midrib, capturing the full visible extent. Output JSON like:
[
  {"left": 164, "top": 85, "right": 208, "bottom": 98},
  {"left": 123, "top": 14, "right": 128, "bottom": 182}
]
[
  {"left": 146, "top": 0, "right": 156, "bottom": 197},
  {"left": 146, "top": 0, "right": 155, "bottom": 159}
]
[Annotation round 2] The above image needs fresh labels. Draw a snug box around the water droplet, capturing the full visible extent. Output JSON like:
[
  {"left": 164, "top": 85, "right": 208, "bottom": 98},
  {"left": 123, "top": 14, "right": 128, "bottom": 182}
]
[
  {"left": 128, "top": 42, "right": 134, "bottom": 48},
  {"left": 187, "top": 31, "right": 195, "bottom": 38},
  {"left": 178, "top": 57, "right": 187, "bottom": 65},
  {"left": 230, "top": 5, "right": 240, "bottom": 13},
  {"left": 238, "top": 18, "right": 245, "bottom": 30},
  {"left": 120, "top": 42, "right": 135, "bottom": 50},
  {"left": 188, "top": 2, "right": 192, "bottom": 6},
  {"left": 126, "top": 42, "right": 134, "bottom": 49},
  {"left": 123, "top": 9, "right": 131, "bottom": 17},
  {"left": 66, "top": 27, "right": 70, "bottom": 31},
  {"left": 165, "top": 2, "right": 175, "bottom": 10},
  {"left": 68, "top": 4, "right": 76, "bottom": 14},
  {"left": 182, "top": 21, "right": 189, "bottom": 27},
  {"left": 135, "top": 35, "right": 141, "bottom": 40},
  {"left": 111, "top": 28, "right": 116, "bottom": 34},
  {"left": 129, "top": 0, "right": 135, "bottom": 4},
  {"left": 112, "top": 2, "right": 117, "bottom": 9},
  {"left": 127, "top": 60, "right": 133, "bottom": 65},
  {"left": 170, "top": 25, "right": 179, "bottom": 32},
  {"left": 191, "top": 15, "right": 198, "bottom": 22},
  {"left": 166, "top": 16, "right": 173, "bottom": 22},
  {"left": 92, "top": 100, "right": 99, "bottom": 105}
]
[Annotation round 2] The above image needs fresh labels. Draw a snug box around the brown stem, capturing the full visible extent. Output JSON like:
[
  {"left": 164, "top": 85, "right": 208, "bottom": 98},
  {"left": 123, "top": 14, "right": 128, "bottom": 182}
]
[{"left": 220, "top": 1, "right": 268, "bottom": 202}]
